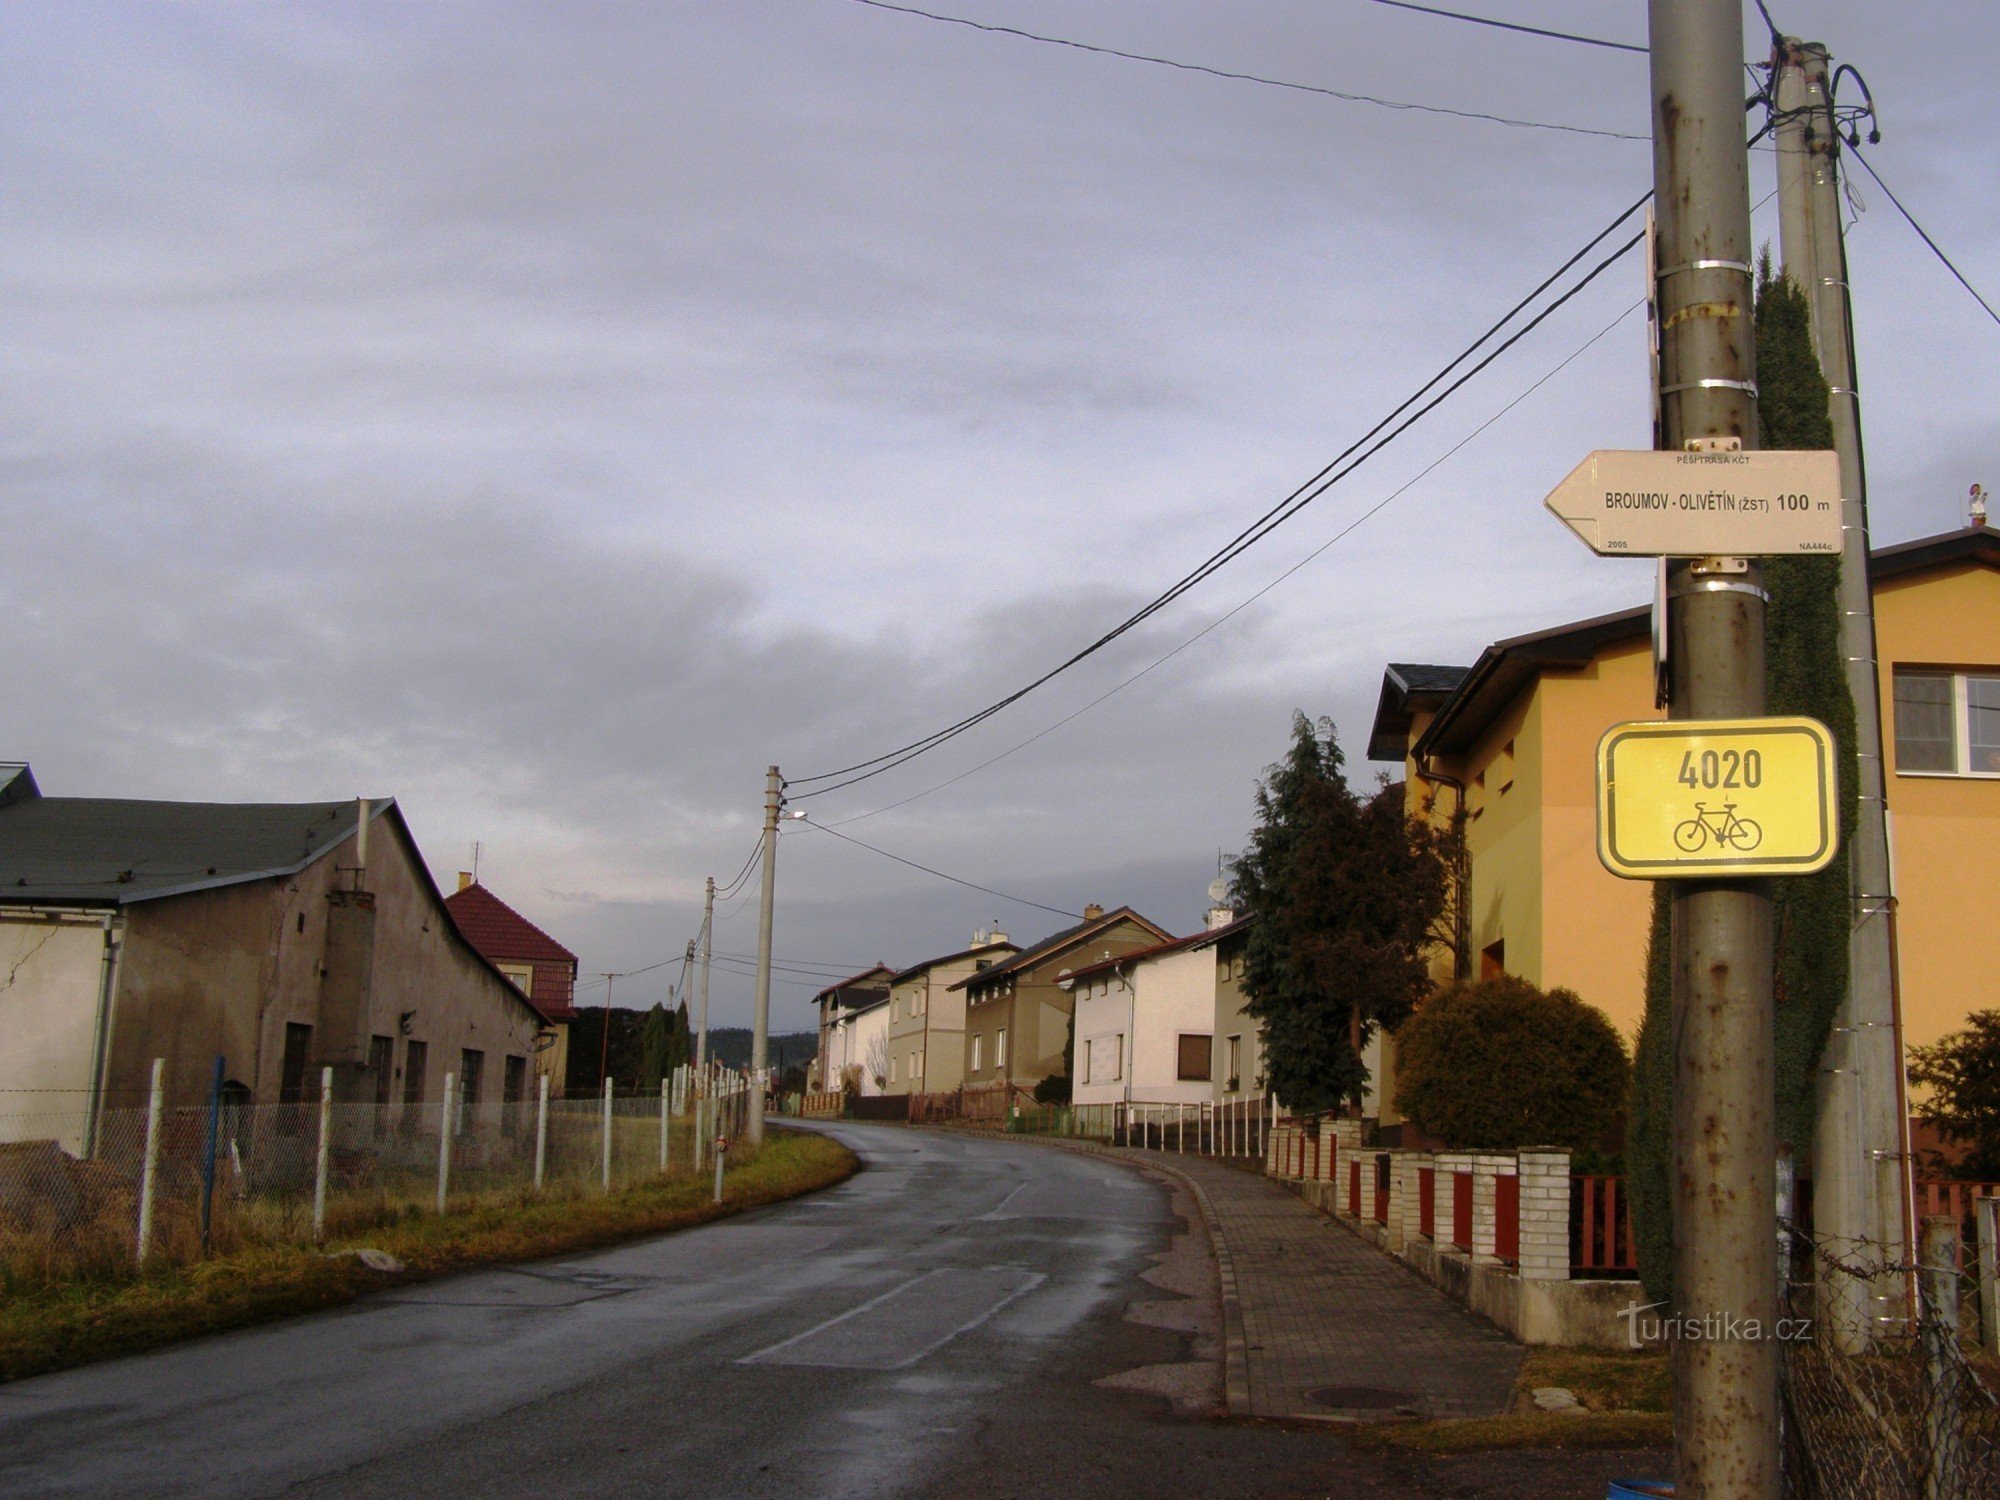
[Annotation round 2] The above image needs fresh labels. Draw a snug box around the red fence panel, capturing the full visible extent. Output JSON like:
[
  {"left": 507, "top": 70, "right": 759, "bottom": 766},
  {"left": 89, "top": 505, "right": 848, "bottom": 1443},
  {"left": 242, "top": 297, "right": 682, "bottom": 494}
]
[
  {"left": 1372, "top": 1153, "right": 1390, "bottom": 1225},
  {"left": 1914, "top": 1179, "right": 2000, "bottom": 1269},
  {"left": 1452, "top": 1171, "right": 1473, "bottom": 1251},
  {"left": 1571, "top": 1174, "right": 1637, "bottom": 1273},
  {"left": 1418, "top": 1167, "right": 1436, "bottom": 1239},
  {"left": 1348, "top": 1158, "right": 1362, "bottom": 1217},
  {"left": 1494, "top": 1172, "right": 1520, "bottom": 1263}
]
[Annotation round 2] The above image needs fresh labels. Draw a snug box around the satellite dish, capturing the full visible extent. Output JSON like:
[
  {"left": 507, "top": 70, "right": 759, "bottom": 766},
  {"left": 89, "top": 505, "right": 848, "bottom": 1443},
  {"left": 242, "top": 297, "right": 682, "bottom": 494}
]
[{"left": 1207, "top": 876, "right": 1230, "bottom": 904}]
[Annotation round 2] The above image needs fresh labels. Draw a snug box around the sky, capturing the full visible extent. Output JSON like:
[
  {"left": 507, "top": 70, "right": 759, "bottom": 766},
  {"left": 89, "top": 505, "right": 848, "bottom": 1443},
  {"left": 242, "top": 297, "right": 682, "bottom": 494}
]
[{"left": 5, "top": 1, "right": 1995, "bottom": 1031}]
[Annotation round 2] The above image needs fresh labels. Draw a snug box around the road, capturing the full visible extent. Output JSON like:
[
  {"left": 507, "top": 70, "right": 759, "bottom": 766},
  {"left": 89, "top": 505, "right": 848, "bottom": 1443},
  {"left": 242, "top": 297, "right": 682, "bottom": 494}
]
[{"left": 0, "top": 1125, "right": 1657, "bottom": 1498}]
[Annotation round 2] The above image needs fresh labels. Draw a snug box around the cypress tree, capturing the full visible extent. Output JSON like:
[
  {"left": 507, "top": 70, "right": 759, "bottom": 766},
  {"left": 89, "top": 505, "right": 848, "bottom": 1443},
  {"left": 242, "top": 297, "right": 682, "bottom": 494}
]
[{"left": 1628, "top": 253, "right": 1859, "bottom": 1305}]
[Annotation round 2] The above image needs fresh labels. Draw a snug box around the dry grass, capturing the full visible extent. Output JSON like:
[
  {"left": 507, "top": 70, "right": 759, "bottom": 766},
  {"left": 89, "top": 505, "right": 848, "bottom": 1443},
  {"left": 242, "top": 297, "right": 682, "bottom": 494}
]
[
  {"left": 1348, "top": 1347, "right": 1672, "bottom": 1454},
  {"left": 0, "top": 1129, "right": 855, "bottom": 1384}
]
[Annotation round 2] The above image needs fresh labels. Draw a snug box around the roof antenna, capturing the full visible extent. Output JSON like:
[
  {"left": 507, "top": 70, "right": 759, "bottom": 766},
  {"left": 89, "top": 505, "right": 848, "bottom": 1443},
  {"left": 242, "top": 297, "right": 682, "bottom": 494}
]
[{"left": 471, "top": 839, "right": 482, "bottom": 883}]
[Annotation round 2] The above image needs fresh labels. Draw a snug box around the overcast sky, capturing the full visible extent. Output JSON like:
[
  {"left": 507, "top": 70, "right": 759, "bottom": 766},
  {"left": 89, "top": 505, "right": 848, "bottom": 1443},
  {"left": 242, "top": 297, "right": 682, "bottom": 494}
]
[{"left": 5, "top": 2, "right": 1994, "bottom": 1031}]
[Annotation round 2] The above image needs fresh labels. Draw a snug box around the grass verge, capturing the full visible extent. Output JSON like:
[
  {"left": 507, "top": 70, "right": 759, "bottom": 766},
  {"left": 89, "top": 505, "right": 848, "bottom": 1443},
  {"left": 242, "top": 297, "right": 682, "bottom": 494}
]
[
  {"left": 0, "top": 1128, "right": 856, "bottom": 1385},
  {"left": 1349, "top": 1347, "right": 1672, "bottom": 1454}
]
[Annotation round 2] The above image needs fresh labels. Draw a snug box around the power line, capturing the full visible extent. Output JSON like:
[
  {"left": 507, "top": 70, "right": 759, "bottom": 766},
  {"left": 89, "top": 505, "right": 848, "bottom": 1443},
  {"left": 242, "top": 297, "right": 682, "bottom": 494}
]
[
  {"left": 842, "top": 0, "right": 1646, "bottom": 141},
  {"left": 1363, "top": 1, "right": 1645, "bottom": 55},
  {"left": 715, "top": 835, "right": 763, "bottom": 900},
  {"left": 792, "top": 191, "right": 1651, "bottom": 798},
  {"left": 797, "top": 818, "right": 1082, "bottom": 920},
  {"left": 834, "top": 293, "right": 1649, "bottom": 828},
  {"left": 1848, "top": 146, "right": 2000, "bottom": 330}
]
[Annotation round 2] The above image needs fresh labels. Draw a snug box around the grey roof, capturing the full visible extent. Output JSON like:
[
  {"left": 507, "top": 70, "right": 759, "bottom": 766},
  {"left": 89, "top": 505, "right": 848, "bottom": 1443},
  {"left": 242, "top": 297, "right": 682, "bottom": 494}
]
[
  {"left": 1366, "top": 663, "right": 1472, "bottom": 762},
  {"left": 0, "top": 765, "right": 38, "bottom": 811},
  {"left": 948, "top": 906, "right": 1170, "bottom": 991},
  {"left": 887, "top": 940, "right": 1020, "bottom": 987},
  {"left": 0, "top": 790, "right": 383, "bottom": 905}
]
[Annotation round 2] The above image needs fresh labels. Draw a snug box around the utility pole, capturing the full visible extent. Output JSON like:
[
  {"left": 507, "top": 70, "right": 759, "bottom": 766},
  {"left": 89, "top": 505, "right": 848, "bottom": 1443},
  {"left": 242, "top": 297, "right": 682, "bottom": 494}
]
[
  {"left": 1772, "top": 35, "right": 1911, "bottom": 1346},
  {"left": 1650, "top": 3, "right": 1780, "bottom": 1494},
  {"left": 746, "top": 766, "right": 780, "bottom": 1145},
  {"left": 695, "top": 876, "right": 714, "bottom": 1168}
]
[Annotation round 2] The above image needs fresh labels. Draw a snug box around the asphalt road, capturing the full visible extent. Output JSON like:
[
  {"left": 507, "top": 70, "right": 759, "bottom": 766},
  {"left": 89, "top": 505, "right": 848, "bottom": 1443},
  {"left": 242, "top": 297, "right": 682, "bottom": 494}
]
[{"left": 0, "top": 1125, "right": 1663, "bottom": 1499}]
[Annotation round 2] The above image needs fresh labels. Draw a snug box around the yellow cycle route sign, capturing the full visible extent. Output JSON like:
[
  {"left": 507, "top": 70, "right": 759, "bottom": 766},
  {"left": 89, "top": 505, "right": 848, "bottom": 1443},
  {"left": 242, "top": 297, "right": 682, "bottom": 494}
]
[{"left": 1596, "top": 717, "right": 1839, "bottom": 879}]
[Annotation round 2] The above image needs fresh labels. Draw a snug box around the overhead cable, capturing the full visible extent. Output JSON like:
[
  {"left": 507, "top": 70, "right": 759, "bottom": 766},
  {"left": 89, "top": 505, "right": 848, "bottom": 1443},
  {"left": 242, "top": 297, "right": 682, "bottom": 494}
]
[
  {"left": 791, "top": 192, "right": 1653, "bottom": 798},
  {"left": 798, "top": 819, "right": 1082, "bottom": 920},
  {"left": 1364, "top": 1, "right": 1645, "bottom": 55},
  {"left": 843, "top": 0, "right": 1646, "bottom": 141},
  {"left": 1848, "top": 147, "right": 2000, "bottom": 330}
]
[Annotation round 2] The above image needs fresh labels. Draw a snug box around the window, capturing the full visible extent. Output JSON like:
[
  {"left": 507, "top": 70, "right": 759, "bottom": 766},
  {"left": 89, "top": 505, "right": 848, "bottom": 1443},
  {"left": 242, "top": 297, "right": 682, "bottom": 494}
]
[
  {"left": 1225, "top": 1035, "right": 1242, "bottom": 1093},
  {"left": 995, "top": 1028, "right": 1007, "bottom": 1070},
  {"left": 460, "top": 1049, "right": 484, "bottom": 1132},
  {"left": 911, "top": 1050, "right": 923, "bottom": 1080},
  {"left": 1177, "top": 1033, "right": 1213, "bottom": 1082},
  {"left": 496, "top": 962, "right": 534, "bottom": 997},
  {"left": 279, "top": 1022, "right": 314, "bottom": 1105},
  {"left": 971, "top": 1034, "right": 984, "bottom": 1072},
  {"left": 369, "top": 1035, "right": 394, "bottom": 1120},
  {"left": 889, "top": 1054, "right": 898, "bottom": 1085},
  {"left": 1088, "top": 1035, "right": 1123, "bottom": 1084},
  {"left": 1895, "top": 669, "right": 2000, "bottom": 775},
  {"left": 503, "top": 1055, "right": 527, "bottom": 1128},
  {"left": 402, "top": 1039, "right": 428, "bottom": 1127}
]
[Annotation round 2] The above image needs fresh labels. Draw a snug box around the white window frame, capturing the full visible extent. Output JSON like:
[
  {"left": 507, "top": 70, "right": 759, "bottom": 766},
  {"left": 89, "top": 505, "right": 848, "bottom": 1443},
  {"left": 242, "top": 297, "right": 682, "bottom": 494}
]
[
  {"left": 995, "top": 1028, "right": 1008, "bottom": 1069},
  {"left": 971, "top": 1034, "right": 983, "bottom": 1073},
  {"left": 1894, "top": 668, "right": 2000, "bottom": 778}
]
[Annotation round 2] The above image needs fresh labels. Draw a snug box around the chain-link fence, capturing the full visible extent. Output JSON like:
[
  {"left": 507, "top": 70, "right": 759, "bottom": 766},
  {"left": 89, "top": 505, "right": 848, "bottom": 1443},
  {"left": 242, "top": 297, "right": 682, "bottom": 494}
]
[
  {"left": 1781, "top": 1213, "right": 2000, "bottom": 1498},
  {"left": 0, "top": 1064, "right": 759, "bottom": 1297}
]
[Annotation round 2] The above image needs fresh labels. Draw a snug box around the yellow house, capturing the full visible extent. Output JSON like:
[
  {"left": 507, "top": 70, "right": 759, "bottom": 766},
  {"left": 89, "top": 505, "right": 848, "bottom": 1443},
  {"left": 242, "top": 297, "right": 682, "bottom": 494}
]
[{"left": 1365, "top": 526, "right": 2000, "bottom": 1079}]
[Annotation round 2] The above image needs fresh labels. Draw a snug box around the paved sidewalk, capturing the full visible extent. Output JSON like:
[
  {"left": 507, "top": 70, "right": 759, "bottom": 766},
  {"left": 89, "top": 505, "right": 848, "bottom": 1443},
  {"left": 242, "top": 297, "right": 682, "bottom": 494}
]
[{"left": 1025, "top": 1137, "right": 1523, "bottom": 1422}]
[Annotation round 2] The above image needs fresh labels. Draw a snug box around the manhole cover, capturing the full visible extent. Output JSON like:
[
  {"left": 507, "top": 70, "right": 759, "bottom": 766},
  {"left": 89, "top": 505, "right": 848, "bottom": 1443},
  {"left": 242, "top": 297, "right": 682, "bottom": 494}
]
[{"left": 1307, "top": 1385, "right": 1416, "bottom": 1411}]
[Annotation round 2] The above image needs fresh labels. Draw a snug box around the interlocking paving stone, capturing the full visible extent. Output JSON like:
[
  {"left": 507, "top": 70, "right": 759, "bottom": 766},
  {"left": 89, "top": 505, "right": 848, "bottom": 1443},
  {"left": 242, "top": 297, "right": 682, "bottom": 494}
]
[{"left": 1120, "top": 1148, "right": 1523, "bottom": 1421}]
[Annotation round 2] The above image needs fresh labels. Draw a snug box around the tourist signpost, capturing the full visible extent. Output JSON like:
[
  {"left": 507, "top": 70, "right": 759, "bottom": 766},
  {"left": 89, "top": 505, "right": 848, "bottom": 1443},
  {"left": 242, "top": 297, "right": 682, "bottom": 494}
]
[{"left": 1544, "top": 446, "right": 1843, "bottom": 557}]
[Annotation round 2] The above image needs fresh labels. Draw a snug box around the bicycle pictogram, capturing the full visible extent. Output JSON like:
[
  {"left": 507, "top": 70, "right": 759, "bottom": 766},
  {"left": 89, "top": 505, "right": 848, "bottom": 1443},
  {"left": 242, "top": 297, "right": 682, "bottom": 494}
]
[{"left": 1672, "top": 801, "right": 1763, "bottom": 854}]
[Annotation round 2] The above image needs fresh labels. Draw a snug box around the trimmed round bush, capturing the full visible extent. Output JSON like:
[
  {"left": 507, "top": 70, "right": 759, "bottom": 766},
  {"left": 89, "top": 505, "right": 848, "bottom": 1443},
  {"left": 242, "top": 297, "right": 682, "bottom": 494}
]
[{"left": 1394, "top": 975, "right": 1629, "bottom": 1152}]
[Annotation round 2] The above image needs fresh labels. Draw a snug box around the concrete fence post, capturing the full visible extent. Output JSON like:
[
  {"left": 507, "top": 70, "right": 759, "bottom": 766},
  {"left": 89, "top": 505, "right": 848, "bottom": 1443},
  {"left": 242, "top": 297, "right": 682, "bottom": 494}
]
[
  {"left": 534, "top": 1073, "right": 549, "bottom": 1192},
  {"left": 1470, "top": 1152, "right": 1510, "bottom": 1264},
  {"left": 1382, "top": 1151, "right": 1407, "bottom": 1251},
  {"left": 1978, "top": 1197, "right": 2000, "bottom": 1359},
  {"left": 1515, "top": 1149, "right": 1572, "bottom": 1281},
  {"left": 1434, "top": 1151, "right": 1468, "bottom": 1251},
  {"left": 437, "top": 1071, "right": 456, "bottom": 1214},
  {"left": 312, "top": 1065, "right": 334, "bottom": 1243},
  {"left": 135, "top": 1057, "right": 166, "bottom": 1264},
  {"left": 601, "top": 1077, "right": 614, "bottom": 1193}
]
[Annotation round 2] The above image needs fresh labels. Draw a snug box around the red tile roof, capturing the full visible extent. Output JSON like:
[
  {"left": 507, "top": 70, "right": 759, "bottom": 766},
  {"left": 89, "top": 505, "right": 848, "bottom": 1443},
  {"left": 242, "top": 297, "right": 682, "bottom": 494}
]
[{"left": 443, "top": 883, "right": 581, "bottom": 1023}]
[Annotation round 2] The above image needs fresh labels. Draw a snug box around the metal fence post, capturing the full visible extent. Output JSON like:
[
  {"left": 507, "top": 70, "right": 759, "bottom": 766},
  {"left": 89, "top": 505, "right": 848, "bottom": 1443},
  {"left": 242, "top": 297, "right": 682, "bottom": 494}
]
[
  {"left": 601, "top": 1077, "right": 613, "bottom": 1192},
  {"left": 135, "top": 1057, "right": 165, "bottom": 1265},
  {"left": 437, "top": 1071, "right": 456, "bottom": 1214},
  {"left": 712, "top": 1132, "right": 726, "bottom": 1204},
  {"left": 199, "top": 1054, "right": 224, "bottom": 1254},
  {"left": 1920, "top": 1215, "right": 1963, "bottom": 1500},
  {"left": 312, "top": 1065, "right": 334, "bottom": 1243},
  {"left": 534, "top": 1072, "right": 548, "bottom": 1192},
  {"left": 1979, "top": 1197, "right": 2000, "bottom": 1359},
  {"left": 660, "top": 1077, "right": 670, "bottom": 1175}
]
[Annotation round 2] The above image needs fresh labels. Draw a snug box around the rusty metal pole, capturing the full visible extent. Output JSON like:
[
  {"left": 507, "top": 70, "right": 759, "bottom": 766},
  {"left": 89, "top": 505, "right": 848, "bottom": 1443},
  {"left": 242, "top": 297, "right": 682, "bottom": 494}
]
[{"left": 1650, "top": 2, "right": 1781, "bottom": 1494}]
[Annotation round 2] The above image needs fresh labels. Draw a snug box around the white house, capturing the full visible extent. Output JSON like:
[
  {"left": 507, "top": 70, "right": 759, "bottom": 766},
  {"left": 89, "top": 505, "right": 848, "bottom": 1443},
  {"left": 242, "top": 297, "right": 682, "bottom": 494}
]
[
  {"left": 824, "top": 994, "right": 893, "bottom": 1097},
  {"left": 1068, "top": 914, "right": 1229, "bottom": 1109}
]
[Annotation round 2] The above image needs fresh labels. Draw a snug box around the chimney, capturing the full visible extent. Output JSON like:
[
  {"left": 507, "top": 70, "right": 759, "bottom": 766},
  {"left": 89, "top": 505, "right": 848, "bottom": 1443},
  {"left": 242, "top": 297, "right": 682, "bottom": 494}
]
[
  {"left": 989, "top": 928, "right": 1009, "bottom": 947},
  {"left": 1082, "top": 903, "right": 1105, "bottom": 921},
  {"left": 457, "top": 871, "right": 475, "bottom": 892},
  {"left": 1206, "top": 901, "right": 1236, "bottom": 931}
]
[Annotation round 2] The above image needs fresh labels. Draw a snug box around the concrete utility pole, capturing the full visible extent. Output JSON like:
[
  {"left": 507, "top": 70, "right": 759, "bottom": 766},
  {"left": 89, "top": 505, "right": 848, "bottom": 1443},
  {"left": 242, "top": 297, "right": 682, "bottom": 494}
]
[
  {"left": 746, "top": 766, "right": 780, "bottom": 1145},
  {"left": 695, "top": 875, "right": 714, "bottom": 1168},
  {"left": 1649, "top": 3, "right": 1780, "bottom": 1494},
  {"left": 1772, "top": 35, "right": 1912, "bottom": 1345}
]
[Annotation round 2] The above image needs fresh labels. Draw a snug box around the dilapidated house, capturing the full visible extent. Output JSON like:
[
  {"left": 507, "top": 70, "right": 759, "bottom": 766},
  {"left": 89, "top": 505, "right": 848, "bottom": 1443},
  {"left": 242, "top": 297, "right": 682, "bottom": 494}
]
[{"left": 0, "top": 763, "right": 549, "bottom": 1152}]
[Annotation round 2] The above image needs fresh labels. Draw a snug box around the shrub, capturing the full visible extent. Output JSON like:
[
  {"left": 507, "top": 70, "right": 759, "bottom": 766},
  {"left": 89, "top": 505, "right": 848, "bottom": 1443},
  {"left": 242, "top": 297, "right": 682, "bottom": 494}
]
[
  {"left": 1394, "top": 975, "right": 1629, "bottom": 1153},
  {"left": 1909, "top": 1009, "right": 2000, "bottom": 1179},
  {"left": 1032, "top": 1073, "right": 1071, "bottom": 1105}
]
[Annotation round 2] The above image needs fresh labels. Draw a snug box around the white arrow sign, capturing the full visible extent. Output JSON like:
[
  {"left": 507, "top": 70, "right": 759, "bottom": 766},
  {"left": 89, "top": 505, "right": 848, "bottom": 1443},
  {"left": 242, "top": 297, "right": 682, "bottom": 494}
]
[{"left": 1544, "top": 448, "right": 1843, "bottom": 557}]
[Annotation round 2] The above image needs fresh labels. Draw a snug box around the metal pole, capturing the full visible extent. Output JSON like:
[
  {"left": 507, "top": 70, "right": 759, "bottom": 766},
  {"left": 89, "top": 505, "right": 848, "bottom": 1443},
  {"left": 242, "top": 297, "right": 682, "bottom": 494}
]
[
  {"left": 695, "top": 875, "right": 713, "bottom": 1170},
  {"left": 199, "top": 1054, "right": 223, "bottom": 1254},
  {"left": 135, "top": 1057, "right": 165, "bottom": 1265},
  {"left": 598, "top": 972, "right": 616, "bottom": 1091},
  {"left": 713, "top": 1132, "right": 726, "bottom": 1204},
  {"left": 1920, "top": 1216, "right": 1962, "bottom": 1500},
  {"left": 1774, "top": 35, "right": 1912, "bottom": 1342},
  {"left": 1650, "top": 3, "right": 1779, "bottom": 1492},
  {"left": 534, "top": 1072, "right": 548, "bottom": 1192},
  {"left": 312, "top": 1065, "right": 333, "bottom": 1243},
  {"left": 437, "top": 1071, "right": 455, "bottom": 1214},
  {"left": 748, "top": 766, "right": 780, "bottom": 1146},
  {"left": 601, "top": 1076, "right": 614, "bottom": 1192},
  {"left": 660, "top": 1077, "right": 670, "bottom": 1175},
  {"left": 1977, "top": 1197, "right": 2000, "bottom": 1360}
]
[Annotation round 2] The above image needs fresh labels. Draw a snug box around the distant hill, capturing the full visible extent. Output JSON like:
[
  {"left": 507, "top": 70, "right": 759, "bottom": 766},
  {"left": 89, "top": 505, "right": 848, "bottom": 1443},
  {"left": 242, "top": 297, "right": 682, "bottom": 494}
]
[{"left": 704, "top": 1028, "right": 817, "bottom": 1071}]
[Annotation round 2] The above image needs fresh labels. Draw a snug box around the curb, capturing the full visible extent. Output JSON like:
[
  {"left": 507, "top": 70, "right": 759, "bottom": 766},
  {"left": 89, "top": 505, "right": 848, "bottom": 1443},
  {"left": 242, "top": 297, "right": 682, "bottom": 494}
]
[{"left": 953, "top": 1129, "right": 1252, "bottom": 1417}]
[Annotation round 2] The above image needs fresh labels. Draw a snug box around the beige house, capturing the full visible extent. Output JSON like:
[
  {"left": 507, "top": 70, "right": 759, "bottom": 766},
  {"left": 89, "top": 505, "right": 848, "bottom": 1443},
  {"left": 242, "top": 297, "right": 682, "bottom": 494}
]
[
  {"left": 881, "top": 928, "right": 1018, "bottom": 1095},
  {"left": 0, "top": 766, "right": 548, "bottom": 1152},
  {"left": 806, "top": 965, "right": 894, "bottom": 1092},
  {"left": 1198, "top": 913, "right": 1259, "bottom": 1104},
  {"left": 956, "top": 905, "right": 1170, "bottom": 1095}
]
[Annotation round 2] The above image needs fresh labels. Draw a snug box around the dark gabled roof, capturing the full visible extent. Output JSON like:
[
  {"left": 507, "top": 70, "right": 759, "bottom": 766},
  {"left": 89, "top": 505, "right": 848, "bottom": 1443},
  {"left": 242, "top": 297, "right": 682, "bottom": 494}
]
[
  {"left": 1367, "top": 664, "right": 1471, "bottom": 762},
  {"left": 1063, "top": 930, "right": 1205, "bottom": 983},
  {"left": 948, "top": 906, "right": 1171, "bottom": 991},
  {"left": 0, "top": 765, "right": 38, "bottom": 811},
  {"left": 1392, "top": 526, "right": 2000, "bottom": 763},
  {"left": 812, "top": 965, "right": 897, "bottom": 1005},
  {"left": 0, "top": 790, "right": 383, "bottom": 905},
  {"left": 1188, "top": 911, "right": 1255, "bottom": 951},
  {"left": 888, "top": 941, "right": 1020, "bottom": 987}
]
